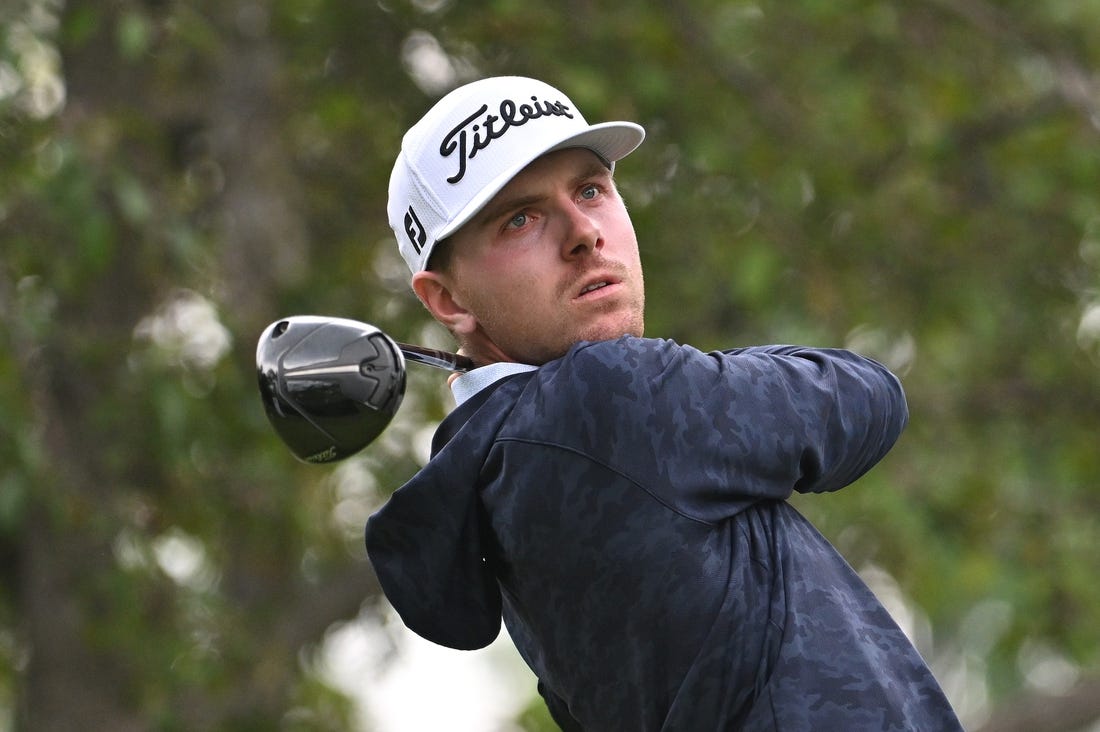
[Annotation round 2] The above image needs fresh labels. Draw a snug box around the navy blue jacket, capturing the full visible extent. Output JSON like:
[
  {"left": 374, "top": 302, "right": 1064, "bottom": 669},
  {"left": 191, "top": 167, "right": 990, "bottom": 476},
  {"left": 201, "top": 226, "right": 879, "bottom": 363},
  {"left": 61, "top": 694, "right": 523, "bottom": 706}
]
[{"left": 366, "top": 337, "right": 963, "bottom": 731}]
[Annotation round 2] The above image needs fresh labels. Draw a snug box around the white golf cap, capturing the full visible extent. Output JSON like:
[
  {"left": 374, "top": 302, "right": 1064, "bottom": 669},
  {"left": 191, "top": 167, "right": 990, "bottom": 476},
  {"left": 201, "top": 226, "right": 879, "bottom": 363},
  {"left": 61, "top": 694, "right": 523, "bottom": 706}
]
[{"left": 388, "top": 76, "right": 645, "bottom": 273}]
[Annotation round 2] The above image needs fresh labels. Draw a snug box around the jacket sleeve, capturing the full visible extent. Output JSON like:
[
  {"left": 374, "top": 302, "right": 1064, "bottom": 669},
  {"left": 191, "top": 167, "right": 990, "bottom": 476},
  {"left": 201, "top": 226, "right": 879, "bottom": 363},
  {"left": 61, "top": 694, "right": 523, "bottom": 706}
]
[
  {"left": 538, "top": 681, "right": 584, "bottom": 732},
  {"left": 364, "top": 392, "right": 514, "bottom": 651},
  {"left": 364, "top": 467, "right": 502, "bottom": 650},
  {"left": 715, "top": 344, "right": 909, "bottom": 495},
  {"left": 553, "top": 339, "right": 908, "bottom": 523}
]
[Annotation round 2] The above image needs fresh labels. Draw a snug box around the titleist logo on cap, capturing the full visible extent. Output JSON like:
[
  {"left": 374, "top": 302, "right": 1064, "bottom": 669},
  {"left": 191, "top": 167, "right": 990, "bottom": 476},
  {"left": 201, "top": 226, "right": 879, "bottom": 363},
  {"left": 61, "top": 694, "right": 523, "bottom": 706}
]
[{"left": 440, "top": 95, "right": 575, "bottom": 184}]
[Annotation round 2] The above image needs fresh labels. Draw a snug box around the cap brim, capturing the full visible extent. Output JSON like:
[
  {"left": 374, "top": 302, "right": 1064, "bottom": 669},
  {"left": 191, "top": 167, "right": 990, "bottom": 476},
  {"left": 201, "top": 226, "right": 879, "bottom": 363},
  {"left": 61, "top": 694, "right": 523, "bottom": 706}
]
[{"left": 436, "top": 121, "right": 645, "bottom": 242}]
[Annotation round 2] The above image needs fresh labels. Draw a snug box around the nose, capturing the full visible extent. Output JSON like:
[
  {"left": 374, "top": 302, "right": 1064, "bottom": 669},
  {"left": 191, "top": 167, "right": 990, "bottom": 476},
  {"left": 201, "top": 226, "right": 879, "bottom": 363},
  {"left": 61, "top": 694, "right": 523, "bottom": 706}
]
[{"left": 561, "top": 201, "right": 601, "bottom": 259}]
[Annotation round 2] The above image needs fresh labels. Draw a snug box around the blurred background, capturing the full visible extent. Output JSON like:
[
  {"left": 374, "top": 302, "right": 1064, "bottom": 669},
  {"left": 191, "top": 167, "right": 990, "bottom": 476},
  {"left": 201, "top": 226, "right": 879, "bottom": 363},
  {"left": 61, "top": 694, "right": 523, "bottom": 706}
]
[{"left": 1, "top": 0, "right": 1098, "bottom": 730}]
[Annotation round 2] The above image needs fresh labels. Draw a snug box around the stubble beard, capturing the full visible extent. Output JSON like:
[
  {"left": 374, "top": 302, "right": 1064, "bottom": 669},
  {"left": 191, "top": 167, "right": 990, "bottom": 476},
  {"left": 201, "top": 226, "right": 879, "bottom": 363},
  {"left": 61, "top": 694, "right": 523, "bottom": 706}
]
[
  {"left": 462, "top": 268, "right": 646, "bottom": 366},
  {"left": 524, "top": 283, "right": 646, "bottom": 365}
]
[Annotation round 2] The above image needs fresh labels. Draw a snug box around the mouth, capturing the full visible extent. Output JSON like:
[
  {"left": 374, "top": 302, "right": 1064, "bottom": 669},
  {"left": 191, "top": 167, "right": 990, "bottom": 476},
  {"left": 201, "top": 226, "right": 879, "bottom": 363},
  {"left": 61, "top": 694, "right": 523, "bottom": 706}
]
[
  {"left": 580, "top": 281, "right": 610, "bottom": 295},
  {"left": 572, "top": 270, "right": 624, "bottom": 299},
  {"left": 574, "top": 275, "right": 621, "bottom": 301}
]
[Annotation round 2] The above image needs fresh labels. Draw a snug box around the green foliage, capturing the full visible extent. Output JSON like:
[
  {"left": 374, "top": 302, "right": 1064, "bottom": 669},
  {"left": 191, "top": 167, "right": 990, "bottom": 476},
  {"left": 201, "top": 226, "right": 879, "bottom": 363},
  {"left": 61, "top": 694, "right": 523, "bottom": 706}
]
[
  {"left": 515, "top": 694, "right": 562, "bottom": 732},
  {"left": 0, "top": 0, "right": 1097, "bottom": 729}
]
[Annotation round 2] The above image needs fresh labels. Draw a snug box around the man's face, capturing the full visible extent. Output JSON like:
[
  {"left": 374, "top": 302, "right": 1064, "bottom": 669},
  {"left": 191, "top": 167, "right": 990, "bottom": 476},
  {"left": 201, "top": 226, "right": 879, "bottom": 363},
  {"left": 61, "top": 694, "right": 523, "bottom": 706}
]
[{"left": 442, "top": 148, "right": 645, "bottom": 365}]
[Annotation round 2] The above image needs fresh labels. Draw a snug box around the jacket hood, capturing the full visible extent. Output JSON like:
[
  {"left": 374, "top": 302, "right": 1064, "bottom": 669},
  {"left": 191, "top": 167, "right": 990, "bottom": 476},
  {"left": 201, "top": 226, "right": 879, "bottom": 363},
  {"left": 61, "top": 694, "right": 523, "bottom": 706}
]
[{"left": 364, "top": 376, "right": 524, "bottom": 650}]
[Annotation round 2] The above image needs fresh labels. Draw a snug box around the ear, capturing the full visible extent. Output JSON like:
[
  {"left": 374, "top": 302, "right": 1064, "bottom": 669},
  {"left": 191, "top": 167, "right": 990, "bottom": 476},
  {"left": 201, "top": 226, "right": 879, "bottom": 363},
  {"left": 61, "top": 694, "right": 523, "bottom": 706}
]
[{"left": 411, "top": 271, "right": 478, "bottom": 336}]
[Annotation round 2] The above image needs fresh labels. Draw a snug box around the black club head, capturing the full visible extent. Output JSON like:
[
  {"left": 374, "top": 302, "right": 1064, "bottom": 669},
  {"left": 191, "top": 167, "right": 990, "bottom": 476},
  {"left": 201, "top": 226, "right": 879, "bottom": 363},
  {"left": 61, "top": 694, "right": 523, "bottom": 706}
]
[{"left": 256, "top": 316, "right": 406, "bottom": 463}]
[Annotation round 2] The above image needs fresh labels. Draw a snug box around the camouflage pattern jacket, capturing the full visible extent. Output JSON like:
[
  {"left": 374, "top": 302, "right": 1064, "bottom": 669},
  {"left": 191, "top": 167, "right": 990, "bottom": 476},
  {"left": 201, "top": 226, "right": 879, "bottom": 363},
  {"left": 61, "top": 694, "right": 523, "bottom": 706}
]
[{"left": 365, "top": 337, "right": 964, "bottom": 731}]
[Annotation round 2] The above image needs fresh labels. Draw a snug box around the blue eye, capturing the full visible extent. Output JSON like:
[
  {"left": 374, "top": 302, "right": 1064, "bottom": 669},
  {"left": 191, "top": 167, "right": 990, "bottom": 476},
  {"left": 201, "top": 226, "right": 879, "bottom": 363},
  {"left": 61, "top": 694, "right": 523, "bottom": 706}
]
[
  {"left": 507, "top": 212, "right": 528, "bottom": 229},
  {"left": 580, "top": 185, "right": 599, "bottom": 200}
]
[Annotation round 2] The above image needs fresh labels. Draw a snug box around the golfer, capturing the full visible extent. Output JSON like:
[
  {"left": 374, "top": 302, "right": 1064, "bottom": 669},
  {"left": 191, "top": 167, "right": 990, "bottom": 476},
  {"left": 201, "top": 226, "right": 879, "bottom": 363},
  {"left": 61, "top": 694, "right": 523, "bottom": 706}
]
[{"left": 366, "top": 76, "right": 964, "bottom": 731}]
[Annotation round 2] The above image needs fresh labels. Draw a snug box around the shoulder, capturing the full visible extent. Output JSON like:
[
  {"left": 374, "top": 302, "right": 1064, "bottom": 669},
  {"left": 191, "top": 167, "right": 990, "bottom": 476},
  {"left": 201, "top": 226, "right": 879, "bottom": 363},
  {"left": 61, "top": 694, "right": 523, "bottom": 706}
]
[
  {"left": 569, "top": 335, "right": 694, "bottom": 367},
  {"left": 540, "top": 336, "right": 712, "bottom": 391},
  {"left": 500, "top": 337, "right": 715, "bottom": 439}
]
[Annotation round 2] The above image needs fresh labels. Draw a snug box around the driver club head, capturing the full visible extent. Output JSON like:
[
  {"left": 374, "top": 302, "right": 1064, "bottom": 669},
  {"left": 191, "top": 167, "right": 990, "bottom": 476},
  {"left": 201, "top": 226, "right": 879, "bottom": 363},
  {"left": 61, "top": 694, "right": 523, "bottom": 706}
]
[{"left": 256, "top": 316, "right": 406, "bottom": 463}]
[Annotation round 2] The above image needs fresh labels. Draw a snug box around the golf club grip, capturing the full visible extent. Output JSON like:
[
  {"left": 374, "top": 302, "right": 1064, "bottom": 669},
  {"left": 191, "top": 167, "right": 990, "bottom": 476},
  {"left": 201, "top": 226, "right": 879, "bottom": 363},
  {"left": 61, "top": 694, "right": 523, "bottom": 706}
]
[{"left": 396, "top": 342, "right": 475, "bottom": 373}]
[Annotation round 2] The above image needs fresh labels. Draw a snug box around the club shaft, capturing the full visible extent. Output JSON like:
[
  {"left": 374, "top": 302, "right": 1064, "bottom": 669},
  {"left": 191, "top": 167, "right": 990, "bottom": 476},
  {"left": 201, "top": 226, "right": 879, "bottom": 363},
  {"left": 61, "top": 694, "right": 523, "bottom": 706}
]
[{"left": 396, "top": 342, "right": 475, "bottom": 373}]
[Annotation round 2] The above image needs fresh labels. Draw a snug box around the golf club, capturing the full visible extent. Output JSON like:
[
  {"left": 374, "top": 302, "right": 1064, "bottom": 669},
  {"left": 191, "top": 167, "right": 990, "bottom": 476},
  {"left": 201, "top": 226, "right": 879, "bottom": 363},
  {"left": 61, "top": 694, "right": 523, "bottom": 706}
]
[{"left": 256, "top": 315, "right": 473, "bottom": 464}]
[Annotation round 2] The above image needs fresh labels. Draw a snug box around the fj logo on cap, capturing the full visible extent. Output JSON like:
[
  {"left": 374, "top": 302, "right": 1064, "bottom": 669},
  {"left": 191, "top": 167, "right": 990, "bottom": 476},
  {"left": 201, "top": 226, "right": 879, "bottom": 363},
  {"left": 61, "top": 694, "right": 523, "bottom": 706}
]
[
  {"left": 440, "top": 95, "right": 574, "bottom": 185},
  {"left": 403, "top": 206, "right": 427, "bottom": 254}
]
